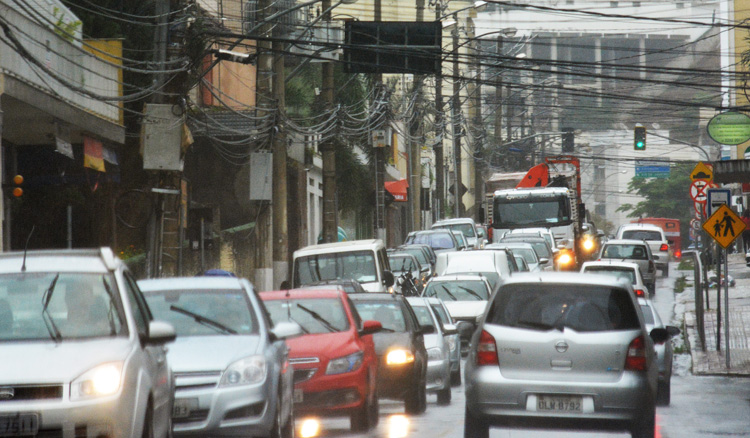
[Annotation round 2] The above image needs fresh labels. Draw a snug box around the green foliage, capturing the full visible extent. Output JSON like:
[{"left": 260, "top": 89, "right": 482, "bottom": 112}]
[
  {"left": 674, "top": 275, "right": 687, "bottom": 293},
  {"left": 677, "top": 258, "right": 694, "bottom": 270},
  {"left": 52, "top": 7, "right": 82, "bottom": 42},
  {"left": 616, "top": 162, "right": 695, "bottom": 249}
]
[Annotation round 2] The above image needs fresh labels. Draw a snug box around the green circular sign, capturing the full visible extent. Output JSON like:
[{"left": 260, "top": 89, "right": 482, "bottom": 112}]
[{"left": 707, "top": 111, "right": 750, "bottom": 145}]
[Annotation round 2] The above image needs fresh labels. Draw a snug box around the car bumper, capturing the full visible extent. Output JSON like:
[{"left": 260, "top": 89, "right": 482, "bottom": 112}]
[
  {"left": 425, "top": 358, "right": 450, "bottom": 392},
  {"left": 0, "top": 394, "right": 139, "bottom": 438},
  {"left": 171, "top": 379, "right": 275, "bottom": 437},
  {"left": 293, "top": 365, "right": 369, "bottom": 416},
  {"left": 376, "top": 362, "right": 418, "bottom": 400},
  {"left": 654, "top": 253, "right": 669, "bottom": 268},
  {"left": 465, "top": 365, "right": 653, "bottom": 426}
]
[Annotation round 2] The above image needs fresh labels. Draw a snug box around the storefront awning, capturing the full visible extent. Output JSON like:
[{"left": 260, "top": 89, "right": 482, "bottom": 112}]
[{"left": 385, "top": 179, "right": 409, "bottom": 202}]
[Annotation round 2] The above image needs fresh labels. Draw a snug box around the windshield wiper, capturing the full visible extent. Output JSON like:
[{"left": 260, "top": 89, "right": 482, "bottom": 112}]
[
  {"left": 515, "top": 319, "right": 561, "bottom": 332},
  {"left": 440, "top": 285, "right": 458, "bottom": 301},
  {"left": 296, "top": 303, "right": 337, "bottom": 333},
  {"left": 458, "top": 286, "right": 484, "bottom": 301},
  {"left": 41, "top": 274, "right": 62, "bottom": 342},
  {"left": 170, "top": 305, "right": 237, "bottom": 334}
]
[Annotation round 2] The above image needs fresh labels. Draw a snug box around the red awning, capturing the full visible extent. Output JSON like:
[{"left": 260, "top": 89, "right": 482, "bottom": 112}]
[{"left": 385, "top": 179, "right": 409, "bottom": 202}]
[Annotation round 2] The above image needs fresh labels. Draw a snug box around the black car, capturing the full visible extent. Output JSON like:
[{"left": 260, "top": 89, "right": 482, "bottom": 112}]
[
  {"left": 349, "top": 293, "right": 431, "bottom": 414},
  {"left": 404, "top": 230, "right": 460, "bottom": 254}
]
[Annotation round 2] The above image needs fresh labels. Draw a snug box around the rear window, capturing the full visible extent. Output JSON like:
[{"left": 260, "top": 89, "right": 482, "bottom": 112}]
[
  {"left": 583, "top": 266, "right": 636, "bottom": 284},
  {"left": 622, "top": 230, "right": 663, "bottom": 241},
  {"left": 412, "top": 233, "right": 456, "bottom": 250},
  {"left": 486, "top": 284, "right": 640, "bottom": 332},
  {"left": 602, "top": 244, "right": 648, "bottom": 260}
]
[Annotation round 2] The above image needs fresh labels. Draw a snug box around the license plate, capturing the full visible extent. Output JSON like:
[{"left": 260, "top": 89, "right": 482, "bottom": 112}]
[
  {"left": 537, "top": 395, "right": 582, "bottom": 413},
  {"left": 172, "top": 398, "right": 198, "bottom": 419},
  {"left": 293, "top": 388, "right": 303, "bottom": 403},
  {"left": 0, "top": 413, "right": 39, "bottom": 437}
]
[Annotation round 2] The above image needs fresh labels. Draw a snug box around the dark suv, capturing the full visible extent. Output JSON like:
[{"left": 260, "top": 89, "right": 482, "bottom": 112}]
[{"left": 349, "top": 293, "right": 431, "bottom": 414}]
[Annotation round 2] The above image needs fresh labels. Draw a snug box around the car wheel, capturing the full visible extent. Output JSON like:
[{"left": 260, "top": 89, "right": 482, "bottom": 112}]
[
  {"left": 404, "top": 373, "right": 427, "bottom": 415},
  {"left": 269, "top": 399, "right": 284, "bottom": 438},
  {"left": 436, "top": 385, "right": 451, "bottom": 405},
  {"left": 450, "top": 361, "right": 462, "bottom": 386},
  {"left": 141, "top": 400, "right": 154, "bottom": 438},
  {"left": 463, "top": 406, "right": 489, "bottom": 438},
  {"left": 630, "top": 403, "right": 656, "bottom": 438},
  {"left": 656, "top": 380, "right": 671, "bottom": 406},
  {"left": 368, "top": 388, "right": 379, "bottom": 428}
]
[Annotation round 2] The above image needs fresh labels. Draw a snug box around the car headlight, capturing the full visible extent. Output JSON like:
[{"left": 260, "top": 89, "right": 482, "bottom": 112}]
[
  {"left": 386, "top": 349, "right": 415, "bottom": 365},
  {"left": 326, "top": 351, "right": 364, "bottom": 375},
  {"left": 582, "top": 237, "right": 595, "bottom": 252},
  {"left": 427, "top": 347, "right": 443, "bottom": 361},
  {"left": 446, "top": 336, "right": 457, "bottom": 353},
  {"left": 220, "top": 355, "right": 267, "bottom": 387},
  {"left": 70, "top": 362, "right": 123, "bottom": 401}
]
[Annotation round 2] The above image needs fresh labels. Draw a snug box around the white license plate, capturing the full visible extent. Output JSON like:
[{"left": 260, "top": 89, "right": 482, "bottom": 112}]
[
  {"left": 293, "top": 388, "right": 303, "bottom": 403},
  {"left": 0, "top": 413, "right": 39, "bottom": 437},
  {"left": 537, "top": 395, "right": 582, "bottom": 413},
  {"left": 173, "top": 398, "right": 199, "bottom": 419}
]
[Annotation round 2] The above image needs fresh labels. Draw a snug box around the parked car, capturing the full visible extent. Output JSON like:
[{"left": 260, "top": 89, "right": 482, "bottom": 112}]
[
  {"left": 488, "top": 241, "right": 549, "bottom": 272},
  {"left": 638, "top": 297, "right": 680, "bottom": 406},
  {"left": 422, "top": 296, "right": 462, "bottom": 386},
  {"left": 421, "top": 274, "right": 493, "bottom": 355},
  {"left": 292, "top": 239, "right": 394, "bottom": 293},
  {"left": 581, "top": 260, "right": 650, "bottom": 298},
  {"left": 139, "top": 276, "right": 301, "bottom": 438},
  {"left": 260, "top": 288, "right": 381, "bottom": 432},
  {"left": 464, "top": 272, "right": 670, "bottom": 438},
  {"left": 434, "top": 248, "right": 518, "bottom": 289},
  {"left": 598, "top": 238, "right": 657, "bottom": 295},
  {"left": 432, "top": 217, "right": 482, "bottom": 249},
  {"left": 404, "top": 229, "right": 460, "bottom": 254},
  {"left": 406, "top": 297, "right": 455, "bottom": 405},
  {"left": 617, "top": 223, "right": 670, "bottom": 277},
  {"left": 0, "top": 248, "right": 176, "bottom": 438},
  {"left": 348, "top": 293, "right": 429, "bottom": 414}
]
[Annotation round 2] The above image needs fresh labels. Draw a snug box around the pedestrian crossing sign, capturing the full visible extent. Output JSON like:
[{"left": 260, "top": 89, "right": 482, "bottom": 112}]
[{"left": 703, "top": 204, "right": 746, "bottom": 248}]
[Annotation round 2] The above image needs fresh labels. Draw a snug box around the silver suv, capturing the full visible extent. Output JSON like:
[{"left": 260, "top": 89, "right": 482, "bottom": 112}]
[
  {"left": 599, "top": 239, "right": 657, "bottom": 296},
  {"left": 0, "top": 248, "right": 176, "bottom": 438},
  {"left": 617, "top": 224, "right": 670, "bottom": 277},
  {"left": 464, "top": 272, "right": 668, "bottom": 438}
]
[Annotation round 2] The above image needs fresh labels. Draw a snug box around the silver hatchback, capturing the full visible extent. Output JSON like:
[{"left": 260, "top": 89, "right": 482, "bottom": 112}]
[
  {"left": 138, "top": 277, "right": 301, "bottom": 438},
  {"left": 0, "top": 248, "right": 176, "bottom": 438},
  {"left": 464, "top": 272, "right": 670, "bottom": 438}
]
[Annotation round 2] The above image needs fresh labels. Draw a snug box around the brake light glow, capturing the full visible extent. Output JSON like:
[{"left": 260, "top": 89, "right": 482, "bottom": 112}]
[
  {"left": 476, "top": 330, "right": 499, "bottom": 366},
  {"left": 625, "top": 335, "right": 648, "bottom": 371},
  {"left": 634, "top": 289, "right": 646, "bottom": 298},
  {"left": 675, "top": 250, "right": 682, "bottom": 259},
  {"left": 660, "top": 244, "right": 669, "bottom": 252}
]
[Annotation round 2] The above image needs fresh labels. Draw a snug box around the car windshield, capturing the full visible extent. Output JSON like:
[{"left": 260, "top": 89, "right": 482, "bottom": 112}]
[
  {"left": 622, "top": 230, "right": 663, "bottom": 241},
  {"left": 603, "top": 244, "right": 648, "bottom": 260},
  {"left": 430, "top": 304, "right": 451, "bottom": 328},
  {"left": 0, "top": 272, "right": 126, "bottom": 341},
  {"left": 295, "top": 250, "right": 378, "bottom": 285},
  {"left": 389, "top": 256, "right": 419, "bottom": 273},
  {"left": 435, "top": 223, "right": 476, "bottom": 238},
  {"left": 144, "top": 289, "right": 258, "bottom": 336},
  {"left": 494, "top": 196, "right": 571, "bottom": 227},
  {"left": 487, "top": 284, "right": 640, "bottom": 332},
  {"left": 507, "top": 247, "right": 537, "bottom": 264},
  {"left": 353, "top": 301, "right": 407, "bottom": 332},
  {"left": 583, "top": 266, "right": 636, "bottom": 284},
  {"left": 264, "top": 298, "right": 349, "bottom": 334},
  {"left": 399, "top": 248, "right": 429, "bottom": 267},
  {"left": 500, "top": 239, "right": 551, "bottom": 258},
  {"left": 423, "top": 280, "right": 490, "bottom": 301},
  {"left": 411, "top": 233, "right": 456, "bottom": 250}
]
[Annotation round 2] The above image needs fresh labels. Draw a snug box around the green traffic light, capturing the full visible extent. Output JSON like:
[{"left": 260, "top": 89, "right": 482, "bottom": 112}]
[{"left": 636, "top": 141, "right": 644, "bottom": 149}]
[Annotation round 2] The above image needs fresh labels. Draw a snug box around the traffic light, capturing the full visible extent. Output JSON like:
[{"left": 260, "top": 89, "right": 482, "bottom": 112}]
[
  {"left": 634, "top": 126, "right": 646, "bottom": 151},
  {"left": 562, "top": 128, "right": 574, "bottom": 153}
]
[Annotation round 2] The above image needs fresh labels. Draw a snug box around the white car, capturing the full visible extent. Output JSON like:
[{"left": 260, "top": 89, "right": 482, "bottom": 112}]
[
  {"left": 0, "top": 248, "right": 176, "bottom": 438},
  {"left": 580, "top": 260, "right": 650, "bottom": 298},
  {"left": 616, "top": 223, "right": 670, "bottom": 277},
  {"left": 487, "top": 241, "right": 551, "bottom": 272},
  {"left": 434, "top": 249, "right": 518, "bottom": 290},
  {"left": 432, "top": 217, "right": 481, "bottom": 249}
]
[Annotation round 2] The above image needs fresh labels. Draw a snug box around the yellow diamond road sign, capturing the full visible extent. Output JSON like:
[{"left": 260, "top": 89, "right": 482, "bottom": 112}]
[
  {"left": 702, "top": 204, "right": 746, "bottom": 248},
  {"left": 691, "top": 162, "right": 713, "bottom": 182}
]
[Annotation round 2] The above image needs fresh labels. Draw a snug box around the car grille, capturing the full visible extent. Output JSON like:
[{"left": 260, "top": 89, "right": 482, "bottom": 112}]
[
  {"left": 173, "top": 371, "right": 221, "bottom": 392},
  {"left": 0, "top": 384, "right": 63, "bottom": 402},
  {"left": 293, "top": 368, "right": 318, "bottom": 384},
  {"left": 173, "top": 408, "right": 210, "bottom": 424},
  {"left": 298, "top": 388, "right": 360, "bottom": 408},
  {"left": 223, "top": 402, "right": 265, "bottom": 420},
  {"left": 289, "top": 357, "right": 319, "bottom": 365}
]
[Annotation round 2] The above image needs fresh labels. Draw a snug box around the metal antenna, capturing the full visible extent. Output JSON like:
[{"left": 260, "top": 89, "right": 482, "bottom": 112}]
[{"left": 21, "top": 225, "right": 35, "bottom": 272}]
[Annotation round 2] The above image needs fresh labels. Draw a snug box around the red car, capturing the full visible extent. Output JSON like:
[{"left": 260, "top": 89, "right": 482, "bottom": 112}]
[{"left": 260, "top": 288, "right": 382, "bottom": 432}]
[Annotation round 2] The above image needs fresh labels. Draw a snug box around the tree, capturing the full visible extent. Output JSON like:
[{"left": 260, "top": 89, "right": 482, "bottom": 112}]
[{"left": 616, "top": 162, "right": 695, "bottom": 246}]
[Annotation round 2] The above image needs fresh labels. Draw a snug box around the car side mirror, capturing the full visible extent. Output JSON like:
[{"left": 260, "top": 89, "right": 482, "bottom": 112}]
[
  {"left": 649, "top": 327, "right": 669, "bottom": 344},
  {"left": 666, "top": 325, "right": 681, "bottom": 337},
  {"left": 146, "top": 321, "right": 176, "bottom": 345},
  {"left": 359, "top": 320, "right": 383, "bottom": 337},
  {"left": 382, "top": 270, "right": 395, "bottom": 288},
  {"left": 270, "top": 321, "right": 303, "bottom": 341},
  {"left": 420, "top": 324, "right": 436, "bottom": 335},
  {"left": 442, "top": 323, "right": 458, "bottom": 336},
  {"left": 539, "top": 258, "right": 549, "bottom": 265}
]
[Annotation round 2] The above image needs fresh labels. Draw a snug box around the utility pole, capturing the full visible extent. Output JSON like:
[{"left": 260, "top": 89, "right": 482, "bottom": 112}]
[
  {"left": 451, "top": 14, "right": 463, "bottom": 217},
  {"left": 272, "top": 26, "right": 288, "bottom": 288},
  {"left": 320, "top": 0, "right": 338, "bottom": 243},
  {"left": 409, "top": 0, "right": 425, "bottom": 231},
  {"left": 495, "top": 35, "right": 504, "bottom": 170},
  {"left": 433, "top": 3, "right": 444, "bottom": 223},
  {"left": 374, "top": 0, "right": 386, "bottom": 242},
  {"left": 472, "top": 36, "right": 483, "bottom": 224}
]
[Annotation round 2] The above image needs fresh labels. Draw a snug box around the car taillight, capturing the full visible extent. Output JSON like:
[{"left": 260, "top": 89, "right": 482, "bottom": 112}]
[
  {"left": 625, "top": 335, "right": 648, "bottom": 371},
  {"left": 675, "top": 250, "right": 682, "bottom": 259},
  {"left": 476, "top": 330, "right": 499, "bottom": 366},
  {"left": 634, "top": 289, "right": 646, "bottom": 298},
  {"left": 660, "top": 244, "right": 669, "bottom": 252}
]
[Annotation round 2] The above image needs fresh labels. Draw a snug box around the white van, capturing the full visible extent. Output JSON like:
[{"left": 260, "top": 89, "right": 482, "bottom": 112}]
[{"left": 291, "top": 239, "right": 395, "bottom": 292}]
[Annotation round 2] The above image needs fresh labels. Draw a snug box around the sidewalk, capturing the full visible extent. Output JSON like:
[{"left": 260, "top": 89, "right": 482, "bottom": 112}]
[{"left": 680, "top": 252, "right": 750, "bottom": 376}]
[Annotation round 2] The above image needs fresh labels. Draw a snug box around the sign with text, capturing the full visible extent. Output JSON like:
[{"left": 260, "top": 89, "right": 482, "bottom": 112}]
[{"left": 635, "top": 160, "right": 669, "bottom": 178}]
